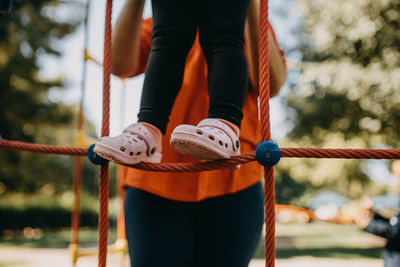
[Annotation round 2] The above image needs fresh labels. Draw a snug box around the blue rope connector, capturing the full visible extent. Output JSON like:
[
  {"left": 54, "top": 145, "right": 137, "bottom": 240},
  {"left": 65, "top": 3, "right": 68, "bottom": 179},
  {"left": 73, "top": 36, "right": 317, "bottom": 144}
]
[
  {"left": 87, "top": 144, "right": 108, "bottom": 165},
  {"left": 0, "top": 0, "right": 12, "bottom": 14},
  {"left": 256, "top": 140, "right": 281, "bottom": 167}
]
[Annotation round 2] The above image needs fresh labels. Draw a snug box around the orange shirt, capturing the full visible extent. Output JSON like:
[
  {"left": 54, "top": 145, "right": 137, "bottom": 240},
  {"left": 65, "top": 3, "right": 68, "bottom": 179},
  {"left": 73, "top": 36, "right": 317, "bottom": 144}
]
[{"left": 120, "top": 18, "right": 284, "bottom": 202}]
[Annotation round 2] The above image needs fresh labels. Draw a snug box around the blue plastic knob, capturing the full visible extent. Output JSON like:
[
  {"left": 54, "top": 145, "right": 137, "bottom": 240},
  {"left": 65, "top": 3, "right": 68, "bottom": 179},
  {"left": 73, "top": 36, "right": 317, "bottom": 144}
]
[
  {"left": 87, "top": 144, "right": 108, "bottom": 165},
  {"left": 256, "top": 141, "right": 281, "bottom": 167}
]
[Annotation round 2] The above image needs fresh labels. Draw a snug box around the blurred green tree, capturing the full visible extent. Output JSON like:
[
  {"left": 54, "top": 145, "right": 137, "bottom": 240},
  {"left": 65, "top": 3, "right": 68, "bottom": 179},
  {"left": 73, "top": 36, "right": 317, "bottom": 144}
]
[
  {"left": 280, "top": 0, "right": 400, "bottom": 198},
  {"left": 0, "top": 1, "right": 87, "bottom": 194},
  {"left": 275, "top": 171, "right": 312, "bottom": 205}
]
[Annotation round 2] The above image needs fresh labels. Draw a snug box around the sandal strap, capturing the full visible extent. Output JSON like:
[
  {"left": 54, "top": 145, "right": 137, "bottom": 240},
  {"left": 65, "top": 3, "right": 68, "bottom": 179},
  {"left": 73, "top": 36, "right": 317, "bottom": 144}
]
[
  {"left": 198, "top": 119, "right": 240, "bottom": 152},
  {"left": 123, "top": 123, "right": 158, "bottom": 156}
]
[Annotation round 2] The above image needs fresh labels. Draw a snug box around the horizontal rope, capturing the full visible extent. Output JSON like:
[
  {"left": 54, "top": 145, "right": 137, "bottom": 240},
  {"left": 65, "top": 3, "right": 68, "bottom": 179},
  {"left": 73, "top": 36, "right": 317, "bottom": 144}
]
[
  {"left": 282, "top": 147, "right": 400, "bottom": 159},
  {"left": 1, "top": 139, "right": 400, "bottom": 171},
  {"left": 0, "top": 139, "right": 87, "bottom": 156},
  {"left": 125, "top": 152, "right": 256, "bottom": 172}
]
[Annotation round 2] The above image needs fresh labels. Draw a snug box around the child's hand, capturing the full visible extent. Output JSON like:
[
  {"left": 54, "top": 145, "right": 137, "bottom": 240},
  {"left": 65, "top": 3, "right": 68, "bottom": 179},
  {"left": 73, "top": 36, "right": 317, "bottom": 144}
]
[
  {"left": 360, "top": 196, "right": 373, "bottom": 212},
  {"left": 352, "top": 211, "right": 371, "bottom": 229},
  {"left": 352, "top": 199, "right": 373, "bottom": 229}
]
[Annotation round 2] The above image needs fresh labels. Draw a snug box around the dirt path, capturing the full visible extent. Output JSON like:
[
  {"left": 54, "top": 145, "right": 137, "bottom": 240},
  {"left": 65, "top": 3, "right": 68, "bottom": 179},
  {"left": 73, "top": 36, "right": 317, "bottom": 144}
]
[{"left": 0, "top": 248, "right": 383, "bottom": 267}]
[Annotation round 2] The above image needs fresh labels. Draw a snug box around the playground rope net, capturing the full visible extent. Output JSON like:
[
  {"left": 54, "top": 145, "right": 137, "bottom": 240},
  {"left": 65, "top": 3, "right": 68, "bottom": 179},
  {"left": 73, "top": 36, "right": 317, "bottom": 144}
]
[
  {"left": 1, "top": 139, "right": 399, "bottom": 165},
  {"left": 1, "top": 0, "right": 400, "bottom": 266}
]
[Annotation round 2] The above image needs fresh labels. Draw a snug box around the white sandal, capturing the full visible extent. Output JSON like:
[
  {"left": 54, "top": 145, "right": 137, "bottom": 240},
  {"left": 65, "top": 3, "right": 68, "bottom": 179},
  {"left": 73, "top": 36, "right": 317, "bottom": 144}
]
[
  {"left": 170, "top": 119, "right": 240, "bottom": 160},
  {"left": 93, "top": 123, "right": 162, "bottom": 165}
]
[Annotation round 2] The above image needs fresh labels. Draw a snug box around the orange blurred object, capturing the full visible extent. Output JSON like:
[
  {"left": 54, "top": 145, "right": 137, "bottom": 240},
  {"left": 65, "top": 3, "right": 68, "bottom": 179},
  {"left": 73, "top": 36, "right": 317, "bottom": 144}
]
[{"left": 391, "top": 160, "right": 400, "bottom": 176}]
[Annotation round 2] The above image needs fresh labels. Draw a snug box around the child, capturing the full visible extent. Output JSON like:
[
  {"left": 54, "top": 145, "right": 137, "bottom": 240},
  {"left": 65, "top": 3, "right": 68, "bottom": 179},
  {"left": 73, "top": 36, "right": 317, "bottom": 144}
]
[{"left": 94, "top": 0, "right": 251, "bottom": 164}]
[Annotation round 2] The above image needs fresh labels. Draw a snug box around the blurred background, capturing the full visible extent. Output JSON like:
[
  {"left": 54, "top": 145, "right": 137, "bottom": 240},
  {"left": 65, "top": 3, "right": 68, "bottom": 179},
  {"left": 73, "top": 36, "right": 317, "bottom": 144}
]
[{"left": 1, "top": 0, "right": 400, "bottom": 266}]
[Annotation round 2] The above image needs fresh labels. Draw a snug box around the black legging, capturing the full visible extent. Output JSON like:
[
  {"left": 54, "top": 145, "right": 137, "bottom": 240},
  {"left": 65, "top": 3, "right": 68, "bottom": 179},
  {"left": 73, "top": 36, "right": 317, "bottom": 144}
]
[
  {"left": 138, "top": 0, "right": 250, "bottom": 134},
  {"left": 124, "top": 182, "right": 264, "bottom": 267}
]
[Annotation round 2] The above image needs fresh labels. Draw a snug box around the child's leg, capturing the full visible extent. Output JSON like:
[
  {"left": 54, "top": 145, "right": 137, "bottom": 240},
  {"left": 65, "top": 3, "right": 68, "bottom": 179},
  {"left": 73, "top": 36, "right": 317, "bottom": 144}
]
[
  {"left": 198, "top": 0, "right": 251, "bottom": 129},
  {"left": 170, "top": 0, "right": 250, "bottom": 160},
  {"left": 137, "top": 0, "right": 198, "bottom": 135},
  {"left": 95, "top": 1, "right": 197, "bottom": 165}
]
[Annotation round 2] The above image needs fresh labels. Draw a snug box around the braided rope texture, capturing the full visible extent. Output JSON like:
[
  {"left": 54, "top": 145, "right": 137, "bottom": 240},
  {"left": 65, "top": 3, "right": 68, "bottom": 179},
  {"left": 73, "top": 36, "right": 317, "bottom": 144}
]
[
  {"left": 98, "top": 164, "right": 109, "bottom": 267},
  {"left": 1, "top": 140, "right": 400, "bottom": 167},
  {"left": 258, "top": 0, "right": 276, "bottom": 265},
  {"left": 71, "top": 156, "right": 83, "bottom": 245},
  {"left": 98, "top": 1, "right": 113, "bottom": 266},
  {"left": 0, "top": 140, "right": 87, "bottom": 155}
]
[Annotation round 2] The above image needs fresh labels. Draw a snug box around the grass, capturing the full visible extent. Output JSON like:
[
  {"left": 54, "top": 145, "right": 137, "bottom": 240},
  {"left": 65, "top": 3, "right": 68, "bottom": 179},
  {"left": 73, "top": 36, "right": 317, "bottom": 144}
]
[
  {"left": 1, "top": 222, "right": 384, "bottom": 260},
  {"left": 0, "top": 228, "right": 117, "bottom": 248},
  {"left": 0, "top": 261, "right": 25, "bottom": 267},
  {"left": 253, "top": 222, "right": 384, "bottom": 259}
]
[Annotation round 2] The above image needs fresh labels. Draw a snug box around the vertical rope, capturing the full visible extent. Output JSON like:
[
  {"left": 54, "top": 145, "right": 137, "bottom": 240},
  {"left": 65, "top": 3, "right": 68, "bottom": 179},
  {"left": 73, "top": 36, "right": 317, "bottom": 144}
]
[
  {"left": 71, "top": 156, "right": 83, "bottom": 245},
  {"left": 102, "top": 3, "right": 112, "bottom": 137},
  {"left": 98, "top": 164, "right": 110, "bottom": 267},
  {"left": 78, "top": 0, "right": 91, "bottom": 131},
  {"left": 259, "top": 0, "right": 275, "bottom": 266},
  {"left": 116, "top": 166, "right": 127, "bottom": 267},
  {"left": 98, "top": 0, "right": 112, "bottom": 266},
  {"left": 70, "top": 0, "right": 91, "bottom": 249},
  {"left": 259, "top": 0, "right": 271, "bottom": 138}
]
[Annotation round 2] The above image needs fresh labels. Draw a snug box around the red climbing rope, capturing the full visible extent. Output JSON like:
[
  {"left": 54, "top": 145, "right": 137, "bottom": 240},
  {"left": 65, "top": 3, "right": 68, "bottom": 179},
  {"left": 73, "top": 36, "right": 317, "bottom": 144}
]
[
  {"left": 259, "top": 0, "right": 275, "bottom": 266},
  {"left": 0, "top": 139, "right": 87, "bottom": 155},
  {"left": 281, "top": 147, "right": 400, "bottom": 159},
  {"left": 1, "top": 139, "right": 400, "bottom": 167},
  {"left": 98, "top": 1, "right": 112, "bottom": 267},
  {"left": 1, "top": 0, "right": 400, "bottom": 266},
  {"left": 70, "top": 0, "right": 91, "bottom": 251},
  {"left": 71, "top": 156, "right": 83, "bottom": 246}
]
